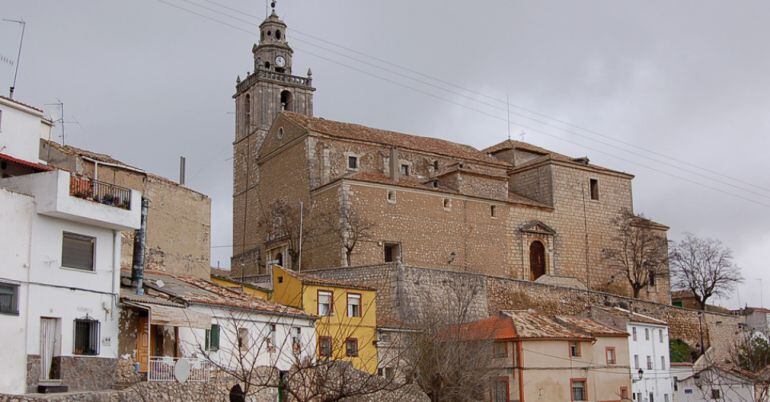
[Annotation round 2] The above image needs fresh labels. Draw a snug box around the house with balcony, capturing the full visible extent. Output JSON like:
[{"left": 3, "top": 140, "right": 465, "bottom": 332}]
[
  {"left": 0, "top": 95, "right": 144, "bottom": 394},
  {"left": 118, "top": 270, "right": 316, "bottom": 384}
]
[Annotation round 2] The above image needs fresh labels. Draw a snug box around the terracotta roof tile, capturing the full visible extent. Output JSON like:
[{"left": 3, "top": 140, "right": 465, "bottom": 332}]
[
  {"left": 0, "top": 153, "right": 52, "bottom": 172},
  {"left": 483, "top": 139, "right": 564, "bottom": 158},
  {"left": 556, "top": 315, "right": 629, "bottom": 337},
  {"left": 282, "top": 268, "right": 375, "bottom": 291},
  {"left": 503, "top": 310, "right": 593, "bottom": 340},
  {"left": 453, "top": 316, "right": 518, "bottom": 341},
  {"left": 281, "top": 112, "right": 507, "bottom": 166}
]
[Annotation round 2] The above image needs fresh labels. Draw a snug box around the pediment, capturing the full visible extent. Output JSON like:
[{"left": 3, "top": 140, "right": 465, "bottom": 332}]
[{"left": 520, "top": 220, "right": 556, "bottom": 235}]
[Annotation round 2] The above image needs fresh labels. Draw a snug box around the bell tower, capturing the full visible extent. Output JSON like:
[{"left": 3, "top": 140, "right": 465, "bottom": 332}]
[{"left": 231, "top": 2, "right": 315, "bottom": 274}]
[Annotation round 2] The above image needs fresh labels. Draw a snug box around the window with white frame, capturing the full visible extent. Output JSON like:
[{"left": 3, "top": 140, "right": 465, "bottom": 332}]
[
  {"left": 632, "top": 326, "right": 637, "bottom": 341},
  {"left": 62, "top": 232, "right": 95, "bottom": 271},
  {"left": 292, "top": 327, "right": 302, "bottom": 353},
  {"left": 205, "top": 324, "right": 220, "bottom": 351},
  {"left": 318, "top": 291, "right": 333, "bottom": 316},
  {"left": 634, "top": 354, "right": 639, "bottom": 369},
  {"left": 571, "top": 379, "right": 587, "bottom": 401},
  {"left": 347, "top": 293, "right": 361, "bottom": 317},
  {"left": 646, "top": 355, "right": 653, "bottom": 370}
]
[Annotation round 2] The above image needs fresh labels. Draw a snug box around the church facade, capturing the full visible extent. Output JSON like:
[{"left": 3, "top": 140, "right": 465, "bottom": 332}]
[{"left": 231, "top": 9, "right": 670, "bottom": 304}]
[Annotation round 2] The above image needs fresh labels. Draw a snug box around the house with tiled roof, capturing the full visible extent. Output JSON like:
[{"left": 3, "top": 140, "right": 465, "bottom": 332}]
[
  {"left": 229, "top": 8, "right": 672, "bottom": 305},
  {"left": 456, "top": 310, "right": 632, "bottom": 402},
  {"left": 118, "top": 270, "right": 317, "bottom": 381}
]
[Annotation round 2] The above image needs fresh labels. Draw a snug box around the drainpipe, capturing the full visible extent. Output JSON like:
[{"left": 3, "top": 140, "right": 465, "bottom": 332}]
[{"left": 131, "top": 197, "right": 149, "bottom": 295}]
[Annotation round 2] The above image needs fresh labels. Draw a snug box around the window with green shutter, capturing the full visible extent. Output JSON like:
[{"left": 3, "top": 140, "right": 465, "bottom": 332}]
[{"left": 206, "top": 324, "right": 220, "bottom": 351}]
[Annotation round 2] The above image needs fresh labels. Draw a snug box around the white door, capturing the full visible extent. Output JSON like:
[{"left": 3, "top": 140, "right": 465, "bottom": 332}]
[{"left": 39, "top": 318, "right": 61, "bottom": 380}]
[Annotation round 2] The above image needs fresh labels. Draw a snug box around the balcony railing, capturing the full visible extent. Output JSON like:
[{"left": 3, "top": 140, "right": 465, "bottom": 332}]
[
  {"left": 148, "top": 357, "right": 213, "bottom": 382},
  {"left": 69, "top": 175, "right": 132, "bottom": 210}
]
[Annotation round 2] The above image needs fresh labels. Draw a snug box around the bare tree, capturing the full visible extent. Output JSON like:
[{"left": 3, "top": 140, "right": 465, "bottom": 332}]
[
  {"left": 319, "top": 204, "right": 375, "bottom": 267},
  {"left": 404, "top": 281, "right": 498, "bottom": 402},
  {"left": 669, "top": 233, "right": 743, "bottom": 310},
  {"left": 259, "top": 199, "right": 321, "bottom": 270},
  {"left": 694, "top": 331, "right": 770, "bottom": 402},
  {"left": 602, "top": 209, "right": 669, "bottom": 298}
]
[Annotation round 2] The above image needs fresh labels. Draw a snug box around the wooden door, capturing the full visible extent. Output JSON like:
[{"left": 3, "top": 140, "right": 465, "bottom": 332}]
[{"left": 136, "top": 316, "right": 149, "bottom": 372}]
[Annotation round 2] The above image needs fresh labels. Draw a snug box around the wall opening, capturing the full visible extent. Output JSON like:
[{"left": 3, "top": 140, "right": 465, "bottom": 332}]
[
  {"left": 529, "top": 240, "right": 546, "bottom": 281},
  {"left": 280, "top": 90, "right": 293, "bottom": 111},
  {"left": 384, "top": 242, "right": 400, "bottom": 263}
]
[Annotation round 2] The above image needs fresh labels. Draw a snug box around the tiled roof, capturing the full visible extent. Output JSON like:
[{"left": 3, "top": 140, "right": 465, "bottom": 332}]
[
  {"left": 0, "top": 153, "right": 52, "bottom": 172},
  {"left": 483, "top": 139, "right": 563, "bottom": 158},
  {"left": 281, "top": 268, "right": 375, "bottom": 291},
  {"left": 502, "top": 310, "right": 593, "bottom": 340},
  {"left": 453, "top": 316, "right": 518, "bottom": 341},
  {"left": 123, "top": 271, "right": 314, "bottom": 319},
  {"left": 281, "top": 112, "right": 508, "bottom": 166},
  {"left": 556, "top": 316, "right": 629, "bottom": 337}
]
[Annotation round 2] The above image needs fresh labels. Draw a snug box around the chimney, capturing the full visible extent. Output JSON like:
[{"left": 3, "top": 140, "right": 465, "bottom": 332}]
[
  {"left": 179, "top": 156, "right": 186, "bottom": 185},
  {"left": 131, "top": 197, "right": 150, "bottom": 295},
  {"left": 389, "top": 147, "right": 400, "bottom": 181}
]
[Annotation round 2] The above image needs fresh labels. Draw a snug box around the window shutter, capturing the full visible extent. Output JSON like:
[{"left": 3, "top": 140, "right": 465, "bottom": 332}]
[
  {"left": 62, "top": 233, "right": 95, "bottom": 270},
  {"left": 211, "top": 324, "right": 220, "bottom": 351}
]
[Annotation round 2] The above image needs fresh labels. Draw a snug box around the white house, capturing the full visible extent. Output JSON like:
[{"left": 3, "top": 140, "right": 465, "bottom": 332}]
[
  {"left": 672, "top": 359, "right": 756, "bottom": 402},
  {"left": 0, "top": 96, "right": 142, "bottom": 394},
  {"left": 626, "top": 312, "right": 674, "bottom": 402},
  {"left": 119, "top": 271, "right": 317, "bottom": 383}
]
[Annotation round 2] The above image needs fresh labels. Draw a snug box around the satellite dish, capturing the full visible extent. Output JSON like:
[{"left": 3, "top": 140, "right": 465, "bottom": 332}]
[{"left": 174, "top": 359, "right": 191, "bottom": 383}]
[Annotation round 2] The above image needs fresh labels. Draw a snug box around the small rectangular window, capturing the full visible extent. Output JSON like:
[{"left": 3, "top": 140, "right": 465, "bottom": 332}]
[
  {"left": 73, "top": 319, "right": 99, "bottom": 355},
  {"left": 659, "top": 329, "right": 664, "bottom": 343},
  {"left": 634, "top": 354, "right": 639, "bottom": 369},
  {"left": 205, "top": 324, "right": 220, "bottom": 351},
  {"left": 569, "top": 341, "right": 581, "bottom": 357},
  {"left": 319, "top": 336, "right": 332, "bottom": 357},
  {"left": 490, "top": 205, "right": 496, "bottom": 217},
  {"left": 645, "top": 328, "right": 650, "bottom": 341},
  {"left": 711, "top": 389, "right": 721, "bottom": 399},
  {"left": 493, "top": 341, "right": 508, "bottom": 358},
  {"left": 347, "top": 293, "right": 361, "bottom": 317},
  {"left": 387, "top": 190, "right": 396, "bottom": 203},
  {"left": 0, "top": 282, "right": 19, "bottom": 315},
  {"left": 400, "top": 164, "right": 409, "bottom": 176},
  {"left": 589, "top": 178, "right": 599, "bottom": 200},
  {"left": 647, "top": 355, "right": 653, "bottom": 370},
  {"left": 237, "top": 327, "right": 249, "bottom": 350},
  {"left": 443, "top": 198, "right": 451, "bottom": 209},
  {"left": 661, "top": 355, "right": 666, "bottom": 370},
  {"left": 292, "top": 327, "right": 302, "bottom": 353},
  {"left": 605, "top": 347, "right": 616, "bottom": 364},
  {"left": 318, "top": 291, "right": 333, "bottom": 316},
  {"left": 384, "top": 242, "right": 400, "bottom": 263},
  {"left": 347, "top": 156, "right": 358, "bottom": 170},
  {"left": 571, "top": 380, "right": 587, "bottom": 401},
  {"left": 492, "top": 378, "right": 509, "bottom": 402},
  {"left": 62, "top": 232, "right": 95, "bottom": 271},
  {"left": 649, "top": 270, "right": 657, "bottom": 287},
  {"left": 632, "top": 326, "right": 637, "bottom": 341},
  {"left": 345, "top": 338, "right": 358, "bottom": 357}
]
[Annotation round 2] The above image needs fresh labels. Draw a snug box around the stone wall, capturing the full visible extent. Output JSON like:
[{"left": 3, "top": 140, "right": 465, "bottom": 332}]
[
  {"left": 26, "top": 356, "right": 116, "bottom": 393},
  {"left": 300, "top": 264, "right": 740, "bottom": 355}
]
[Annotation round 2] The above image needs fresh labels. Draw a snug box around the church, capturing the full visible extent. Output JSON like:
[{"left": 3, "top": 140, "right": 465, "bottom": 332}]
[{"left": 230, "top": 7, "right": 670, "bottom": 304}]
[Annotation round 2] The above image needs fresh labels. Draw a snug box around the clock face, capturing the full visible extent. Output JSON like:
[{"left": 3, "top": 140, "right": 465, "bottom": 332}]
[{"left": 275, "top": 56, "right": 286, "bottom": 67}]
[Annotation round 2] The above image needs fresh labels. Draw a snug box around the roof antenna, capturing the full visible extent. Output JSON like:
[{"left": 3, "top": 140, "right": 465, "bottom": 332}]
[
  {"left": 506, "top": 93, "right": 511, "bottom": 141},
  {"left": 3, "top": 18, "right": 26, "bottom": 99}
]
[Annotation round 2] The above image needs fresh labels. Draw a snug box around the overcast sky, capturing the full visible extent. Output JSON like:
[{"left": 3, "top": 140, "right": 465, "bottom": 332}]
[{"left": 3, "top": 0, "right": 769, "bottom": 309}]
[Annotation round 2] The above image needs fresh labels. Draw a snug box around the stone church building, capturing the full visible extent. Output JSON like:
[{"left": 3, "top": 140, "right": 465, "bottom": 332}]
[{"left": 231, "top": 9, "right": 670, "bottom": 303}]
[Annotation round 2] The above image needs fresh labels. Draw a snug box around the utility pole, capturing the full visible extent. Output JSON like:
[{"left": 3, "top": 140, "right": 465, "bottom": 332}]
[
  {"left": 298, "top": 200, "right": 303, "bottom": 273},
  {"left": 3, "top": 18, "right": 25, "bottom": 99}
]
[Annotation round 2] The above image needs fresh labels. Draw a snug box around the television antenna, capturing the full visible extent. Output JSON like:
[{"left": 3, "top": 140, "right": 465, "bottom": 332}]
[{"left": 3, "top": 18, "right": 26, "bottom": 99}]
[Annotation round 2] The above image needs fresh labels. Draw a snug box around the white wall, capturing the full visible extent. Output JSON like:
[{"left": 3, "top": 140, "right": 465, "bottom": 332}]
[
  {"left": 0, "top": 97, "right": 51, "bottom": 163},
  {"left": 178, "top": 305, "right": 317, "bottom": 372},
  {"left": 674, "top": 369, "right": 755, "bottom": 402},
  {"left": 628, "top": 322, "right": 674, "bottom": 402},
  {"left": 0, "top": 188, "right": 34, "bottom": 394}
]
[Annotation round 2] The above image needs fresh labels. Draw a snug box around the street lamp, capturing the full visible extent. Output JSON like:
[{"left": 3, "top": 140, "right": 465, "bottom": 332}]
[{"left": 632, "top": 368, "right": 644, "bottom": 383}]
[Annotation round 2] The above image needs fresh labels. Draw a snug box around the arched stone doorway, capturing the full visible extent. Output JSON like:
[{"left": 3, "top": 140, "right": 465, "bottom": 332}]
[{"left": 529, "top": 241, "right": 546, "bottom": 281}]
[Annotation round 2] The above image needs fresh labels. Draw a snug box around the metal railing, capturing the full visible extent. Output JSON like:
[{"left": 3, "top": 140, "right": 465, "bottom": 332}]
[
  {"left": 69, "top": 175, "right": 132, "bottom": 210},
  {"left": 147, "top": 357, "right": 213, "bottom": 382}
]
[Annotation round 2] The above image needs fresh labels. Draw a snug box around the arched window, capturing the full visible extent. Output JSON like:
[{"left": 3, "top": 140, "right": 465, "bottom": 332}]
[
  {"left": 264, "top": 61, "right": 271, "bottom": 69},
  {"left": 275, "top": 30, "right": 282, "bottom": 39},
  {"left": 280, "top": 90, "right": 293, "bottom": 111},
  {"left": 529, "top": 241, "right": 546, "bottom": 281},
  {"left": 244, "top": 94, "right": 251, "bottom": 129},
  {"left": 276, "top": 252, "right": 283, "bottom": 267}
]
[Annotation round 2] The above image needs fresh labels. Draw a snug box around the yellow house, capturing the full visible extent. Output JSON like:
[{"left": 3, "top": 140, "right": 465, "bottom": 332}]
[
  {"left": 270, "top": 265, "right": 378, "bottom": 374},
  {"left": 210, "top": 271, "right": 271, "bottom": 300}
]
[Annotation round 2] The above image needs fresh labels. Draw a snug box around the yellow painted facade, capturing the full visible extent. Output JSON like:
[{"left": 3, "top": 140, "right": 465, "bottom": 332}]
[
  {"left": 211, "top": 275, "right": 271, "bottom": 299},
  {"left": 270, "top": 266, "right": 378, "bottom": 374}
]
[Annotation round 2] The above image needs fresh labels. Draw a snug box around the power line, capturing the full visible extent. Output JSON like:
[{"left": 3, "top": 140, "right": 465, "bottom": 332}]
[
  {"left": 199, "top": 0, "right": 770, "bottom": 198},
  {"left": 156, "top": 0, "right": 770, "bottom": 209}
]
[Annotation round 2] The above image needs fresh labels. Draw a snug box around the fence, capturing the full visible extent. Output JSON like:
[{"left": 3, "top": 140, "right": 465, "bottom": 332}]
[
  {"left": 147, "top": 357, "right": 214, "bottom": 382},
  {"left": 69, "top": 175, "right": 132, "bottom": 210}
]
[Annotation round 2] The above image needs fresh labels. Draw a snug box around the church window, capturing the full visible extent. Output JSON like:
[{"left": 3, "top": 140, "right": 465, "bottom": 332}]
[
  {"left": 648, "top": 270, "right": 656, "bottom": 287},
  {"left": 384, "top": 243, "right": 400, "bottom": 263},
  {"left": 277, "top": 127, "right": 284, "bottom": 139},
  {"left": 529, "top": 240, "right": 546, "bottom": 280},
  {"left": 275, "top": 30, "right": 281, "bottom": 39},
  {"left": 280, "top": 90, "right": 293, "bottom": 111},
  {"left": 387, "top": 190, "right": 396, "bottom": 203},
  {"left": 433, "top": 160, "right": 439, "bottom": 171},
  {"left": 432, "top": 180, "right": 438, "bottom": 188},
  {"left": 347, "top": 155, "right": 358, "bottom": 170},
  {"left": 264, "top": 61, "right": 271, "bottom": 69},
  {"left": 244, "top": 94, "right": 251, "bottom": 129},
  {"left": 443, "top": 198, "right": 451, "bottom": 209},
  {"left": 267, "top": 30, "right": 272, "bottom": 36},
  {"left": 589, "top": 178, "right": 599, "bottom": 200},
  {"left": 490, "top": 205, "right": 497, "bottom": 217},
  {"left": 400, "top": 164, "right": 410, "bottom": 176}
]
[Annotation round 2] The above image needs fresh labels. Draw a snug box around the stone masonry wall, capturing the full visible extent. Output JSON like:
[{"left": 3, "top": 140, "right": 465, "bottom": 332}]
[{"left": 302, "top": 264, "right": 739, "bottom": 356}]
